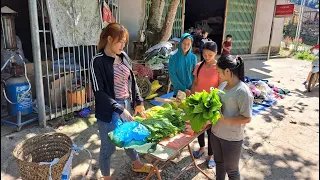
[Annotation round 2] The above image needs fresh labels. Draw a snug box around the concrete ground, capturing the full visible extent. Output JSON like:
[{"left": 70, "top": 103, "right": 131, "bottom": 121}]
[{"left": 1, "top": 58, "right": 319, "bottom": 180}]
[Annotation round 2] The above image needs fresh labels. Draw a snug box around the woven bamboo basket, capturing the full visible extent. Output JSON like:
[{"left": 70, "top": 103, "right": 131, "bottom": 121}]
[{"left": 13, "top": 133, "right": 73, "bottom": 180}]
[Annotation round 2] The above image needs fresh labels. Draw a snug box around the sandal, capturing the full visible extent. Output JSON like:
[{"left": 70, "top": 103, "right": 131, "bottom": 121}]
[
  {"left": 192, "top": 151, "right": 204, "bottom": 159},
  {"left": 206, "top": 159, "right": 216, "bottom": 169},
  {"left": 132, "top": 163, "right": 154, "bottom": 173}
]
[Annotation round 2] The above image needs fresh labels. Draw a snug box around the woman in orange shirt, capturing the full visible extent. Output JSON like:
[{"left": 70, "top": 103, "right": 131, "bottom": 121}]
[{"left": 191, "top": 41, "right": 219, "bottom": 169}]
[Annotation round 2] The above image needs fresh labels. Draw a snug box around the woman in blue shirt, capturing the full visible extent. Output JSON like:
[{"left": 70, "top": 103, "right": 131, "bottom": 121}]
[{"left": 169, "top": 33, "right": 198, "bottom": 97}]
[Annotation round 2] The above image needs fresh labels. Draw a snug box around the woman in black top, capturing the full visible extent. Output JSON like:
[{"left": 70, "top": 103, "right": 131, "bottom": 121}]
[{"left": 90, "top": 23, "right": 152, "bottom": 180}]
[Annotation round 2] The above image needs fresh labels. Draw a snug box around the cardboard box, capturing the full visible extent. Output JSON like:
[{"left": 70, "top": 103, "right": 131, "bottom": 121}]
[
  {"left": 26, "top": 61, "right": 74, "bottom": 108},
  {"left": 26, "top": 61, "right": 53, "bottom": 98},
  {"left": 43, "top": 72, "right": 73, "bottom": 108}
]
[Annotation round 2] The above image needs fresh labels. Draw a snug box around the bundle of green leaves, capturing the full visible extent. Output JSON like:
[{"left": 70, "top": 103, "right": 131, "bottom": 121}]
[
  {"left": 137, "top": 117, "right": 179, "bottom": 142},
  {"left": 181, "top": 88, "right": 223, "bottom": 132},
  {"left": 134, "top": 104, "right": 186, "bottom": 142}
]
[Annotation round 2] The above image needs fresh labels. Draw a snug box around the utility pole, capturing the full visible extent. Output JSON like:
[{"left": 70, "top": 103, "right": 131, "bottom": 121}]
[
  {"left": 267, "top": 0, "right": 278, "bottom": 60},
  {"left": 28, "top": 0, "right": 46, "bottom": 127},
  {"left": 294, "top": 0, "right": 306, "bottom": 51}
]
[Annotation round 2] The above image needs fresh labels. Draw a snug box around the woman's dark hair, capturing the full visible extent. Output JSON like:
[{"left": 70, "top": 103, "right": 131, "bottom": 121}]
[
  {"left": 203, "top": 41, "right": 218, "bottom": 52},
  {"left": 217, "top": 54, "right": 244, "bottom": 81},
  {"left": 202, "top": 30, "right": 209, "bottom": 35},
  {"left": 196, "top": 41, "right": 217, "bottom": 77}
]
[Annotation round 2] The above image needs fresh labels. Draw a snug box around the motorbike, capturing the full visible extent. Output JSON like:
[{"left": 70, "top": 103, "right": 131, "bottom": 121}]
[{"left": 306, "top": 45, "right": 319, "bottom": 92}]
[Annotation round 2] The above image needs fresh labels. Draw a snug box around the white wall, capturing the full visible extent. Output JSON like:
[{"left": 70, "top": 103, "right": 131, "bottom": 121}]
[
  {"left": 120, "top": 0, "right": 144, "bottom": 57},
  {"left": 251, "top": 0, "right": 286, "bottom": 54}
]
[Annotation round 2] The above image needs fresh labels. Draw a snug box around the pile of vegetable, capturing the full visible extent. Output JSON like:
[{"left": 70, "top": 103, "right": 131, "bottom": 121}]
[
  {"left": 181, "top": 88, "right": 223, "bottom": 132},
  {"left": 134, "top": 104, "right": 185, "bottom": 142}
]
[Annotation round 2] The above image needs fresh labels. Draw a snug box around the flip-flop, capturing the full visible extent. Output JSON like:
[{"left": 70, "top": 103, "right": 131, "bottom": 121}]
[
  {"left": 192, "top": 151, "right": 204, "bottom": 159},
  {"left": 206, "top": 159, "right": 216, "bottom": 169},
  {"left": 132, "top": 163, "right": 154, "bottom": 173}
]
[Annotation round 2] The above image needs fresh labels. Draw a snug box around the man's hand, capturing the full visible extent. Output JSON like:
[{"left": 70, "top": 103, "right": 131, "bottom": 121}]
[{"left": 134, "top": 105, "right": 148, "bottom": 118}]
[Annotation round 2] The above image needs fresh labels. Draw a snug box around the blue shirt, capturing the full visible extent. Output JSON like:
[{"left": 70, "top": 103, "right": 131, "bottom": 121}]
[{"left": 168, "top": 33, "right": 198, "bottom": 95}]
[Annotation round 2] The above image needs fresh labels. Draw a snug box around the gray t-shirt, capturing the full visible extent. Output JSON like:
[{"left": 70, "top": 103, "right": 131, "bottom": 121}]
[{"left": 211, "top": 81, "right": 253, "bottom": 141}]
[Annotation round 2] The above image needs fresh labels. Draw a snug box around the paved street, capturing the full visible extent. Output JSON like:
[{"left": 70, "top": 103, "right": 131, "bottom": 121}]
[{"left": 1, "top": 58, "right": 319, "bottom": 180}]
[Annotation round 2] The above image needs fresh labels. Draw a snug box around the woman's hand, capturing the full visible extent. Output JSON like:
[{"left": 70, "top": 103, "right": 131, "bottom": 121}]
[
  {"left": 134, "top": 105, "right": 148, "bottom": 118},
  {"left": 185, "top": 89, "right": 191, "bottom": 97},
  {"left": 219, "top": 110, "right": 226, "bottom": 123},
  {"left": 122, "top": 109, "right": 134, "bottom": 122},
  {"left": 219, "top": 113, "right": 225, "bottom": 122}
]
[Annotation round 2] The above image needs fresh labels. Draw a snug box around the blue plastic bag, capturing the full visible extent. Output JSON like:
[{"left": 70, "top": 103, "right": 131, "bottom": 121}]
[{"left": 108, "top": 121, "right": 150, "bottom": 148}]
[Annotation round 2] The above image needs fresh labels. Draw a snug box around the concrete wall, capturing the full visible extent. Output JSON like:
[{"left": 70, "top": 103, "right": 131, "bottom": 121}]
[
  {"left": 120, "top": 0, "right": 144, "bottom": 57},
  {"left": 251, "top": 0, "right": 286, "bottom": 54}
]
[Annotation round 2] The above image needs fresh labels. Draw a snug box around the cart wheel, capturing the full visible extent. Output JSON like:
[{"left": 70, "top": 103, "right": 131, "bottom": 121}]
[
  {"left": 307, "top": 72, "right": 319, "bottom": 92},
  {"left": 17, "top": 126, "right": 22, "bottom": 132},
  {"left": 137, "top": 77, "right": 152, "bottom": 98}
]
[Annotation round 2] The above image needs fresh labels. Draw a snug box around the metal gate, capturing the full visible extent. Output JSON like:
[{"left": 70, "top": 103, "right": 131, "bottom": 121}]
[
  {"left": 31, "top": 0, "right": 120, "bottom": 121},
  {"left": 145, "top": 0, "right": 185, "bottom": 38},
  {"left": 224, "top": 0, "right": 257, "bottom": 54}
]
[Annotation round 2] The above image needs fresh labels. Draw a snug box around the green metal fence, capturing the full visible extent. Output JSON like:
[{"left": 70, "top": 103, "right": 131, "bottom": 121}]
[
  {"left": 145, "top": 0, "right": 184, "bottom": 38},
  {"left": 224, "top": 0, "right": 257, "bottom": 54}
]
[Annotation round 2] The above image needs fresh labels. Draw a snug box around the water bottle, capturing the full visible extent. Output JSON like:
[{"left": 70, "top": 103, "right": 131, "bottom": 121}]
[{"left": 61, "top": 152, "right": 74, "bottom": 180}]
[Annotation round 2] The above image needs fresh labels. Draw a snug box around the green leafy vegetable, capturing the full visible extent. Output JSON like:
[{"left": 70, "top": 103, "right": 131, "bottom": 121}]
[
  {"left": 134, "top": 104, "right": 186, "bottom": 142},
  {"left": 181, "top": 88, "right": 223, "bottom": 132},
  {"left": 136, "top": 118, "right": 179, "bottom": 142}
]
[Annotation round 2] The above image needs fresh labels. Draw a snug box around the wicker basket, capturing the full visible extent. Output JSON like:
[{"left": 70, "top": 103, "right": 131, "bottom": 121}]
[{"left": 13, "top": 133, "right": 73, "bottom": 180}]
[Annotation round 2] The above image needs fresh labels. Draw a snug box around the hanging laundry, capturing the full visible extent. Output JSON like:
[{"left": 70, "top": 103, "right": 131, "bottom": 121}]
[{"left": 102, "top": 1, "right": 116, "bottom": 27}]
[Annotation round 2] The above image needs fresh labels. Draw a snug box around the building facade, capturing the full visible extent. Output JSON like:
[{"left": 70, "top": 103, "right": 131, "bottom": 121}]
[{"left": 120, "top": 0, "right": 287, "bottom": 56}]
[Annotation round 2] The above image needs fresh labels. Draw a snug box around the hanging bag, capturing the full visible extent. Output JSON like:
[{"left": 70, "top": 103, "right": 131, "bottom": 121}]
[{"left": 102, "top": 1, "right": 116, "bottom": 27}]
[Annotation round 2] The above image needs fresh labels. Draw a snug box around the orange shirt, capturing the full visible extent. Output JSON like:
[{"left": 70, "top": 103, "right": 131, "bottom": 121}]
[{"left": 193, "top": 62, "right": 219, "bottom": 93}]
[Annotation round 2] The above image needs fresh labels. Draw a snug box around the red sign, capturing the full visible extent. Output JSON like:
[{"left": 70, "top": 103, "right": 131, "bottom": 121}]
[{"left": 275, "top": 4, "right": 295, "bottom": 17}]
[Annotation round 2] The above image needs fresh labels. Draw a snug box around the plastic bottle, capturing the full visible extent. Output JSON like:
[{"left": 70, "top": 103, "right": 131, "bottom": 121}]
[{"left": 61, "top": 152, "right": 74, "bottom": 180}]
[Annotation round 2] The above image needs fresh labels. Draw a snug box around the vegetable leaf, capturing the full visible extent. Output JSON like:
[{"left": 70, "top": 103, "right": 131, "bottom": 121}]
[{"left": 180, "top": 88, "right": 223, "bottom": 132}]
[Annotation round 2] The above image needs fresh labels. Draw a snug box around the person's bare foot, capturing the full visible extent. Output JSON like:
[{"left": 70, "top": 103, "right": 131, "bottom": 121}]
[
  {"left": 206, "top": 155, "right": 213, "bottom": 161},
  {"left": 101, "top": 176, "right": 111, "bottom": 180},
  {"left": 198, "top": 147, "right": 205, "bottom": 154},
  {"left": 132, "top": 159, "right": 153, "bottom": 173},
  {"left": 192, "top": 147, "right": 205, "bottom": 159},
  {"left": 133, "top": 158, "right": 144, "bottom": 169}
]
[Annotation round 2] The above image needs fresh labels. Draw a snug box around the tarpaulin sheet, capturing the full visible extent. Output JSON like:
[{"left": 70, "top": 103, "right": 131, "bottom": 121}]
[{"left": 46, "top": 0, "right": 101, "bottom": 48}]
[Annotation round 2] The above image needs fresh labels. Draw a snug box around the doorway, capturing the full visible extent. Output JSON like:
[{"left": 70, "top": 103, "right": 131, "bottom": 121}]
[{"left": 184, "top": 0, "right": 226, "bottom": 54}]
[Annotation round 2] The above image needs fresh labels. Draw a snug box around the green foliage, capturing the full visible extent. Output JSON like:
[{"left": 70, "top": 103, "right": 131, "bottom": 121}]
[
  {"left": 134, "top": 104, "right": 186, "bottom": 142},
  {"left": 181, "top": 88, "right": 223, "bottom": 132},
  {"left": 295, "top": 50, "right": 318, "bottom": 61},
  {"left": 138, "top": 118, "right": 179, "bottom": 142}
]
